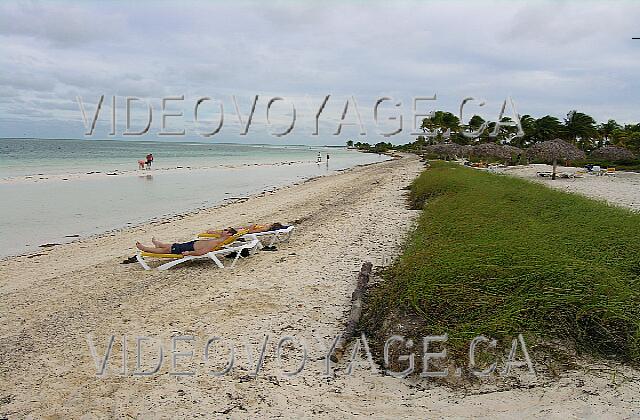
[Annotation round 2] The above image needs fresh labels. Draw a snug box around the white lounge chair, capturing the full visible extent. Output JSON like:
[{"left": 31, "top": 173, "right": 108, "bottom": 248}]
[
  {"left": 198, "top": 225, "right": 295, "bottom": 248},
  {"left": 243, "top": 225, "right": 294, "bottom": 247},
  {"left": 136, "top": 237, "right": 260, "bottom": 271}
]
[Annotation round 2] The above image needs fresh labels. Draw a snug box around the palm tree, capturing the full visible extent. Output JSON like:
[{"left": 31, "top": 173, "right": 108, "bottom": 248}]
[
  {"left": 598, "top": 119, "right": 621, "bottom": 146},
  {"left": 468, "top": 115, "right": 486, "bottom": 130},
  {"left": 534, "top": 115, "right": 563, "bottom": 142},
  {"left": 612, "top": 125, "right": 640, "bottom": 154},
  {"left": 493, "top": 116, "right": 518, "bottom": 144},
  {"left": 460, "top": 115, "right": 487, "bottom": 143},
  {"left": 421, "top": 111, "right": 460, "bottom": 143},
  {"left": 517, "top": 114, "right": 536, "bottom": 147},
  {"left": 564, "top": 110, "right": 597, "bottom": 150}
]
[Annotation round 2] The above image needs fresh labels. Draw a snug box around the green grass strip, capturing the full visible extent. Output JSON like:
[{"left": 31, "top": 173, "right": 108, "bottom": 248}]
[{"left": 375, "top": 161, "right": 640, "bottom": 361}]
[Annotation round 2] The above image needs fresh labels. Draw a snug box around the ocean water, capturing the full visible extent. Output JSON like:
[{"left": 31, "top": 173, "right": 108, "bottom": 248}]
[{"left": 0, "top": 138, "right": 389, "bottom": 258}]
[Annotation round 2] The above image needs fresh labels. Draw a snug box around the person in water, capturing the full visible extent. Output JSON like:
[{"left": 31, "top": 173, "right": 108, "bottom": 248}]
[
  {"left": 203, "top": 222, "right": 285, "bottom": 236},
  {"left": 136, "top": 228, "right": 238, "bottom": 256},
  {"left": 145, "top": 153, "right": 154, "bottom": 169}
]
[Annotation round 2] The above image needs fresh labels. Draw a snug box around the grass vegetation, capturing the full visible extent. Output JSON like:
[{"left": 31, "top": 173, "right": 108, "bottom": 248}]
[{"left": 365, "top": 161, "right": 640, "bottom": 363}]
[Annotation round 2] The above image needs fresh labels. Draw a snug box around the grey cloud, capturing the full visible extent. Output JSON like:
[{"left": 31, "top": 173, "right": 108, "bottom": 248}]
[
  {"left": 0, "top": 2, "right": 126, "bottom": 47},
  {"left": 1, "top": 0, "right": 640, "bottom": 142}
]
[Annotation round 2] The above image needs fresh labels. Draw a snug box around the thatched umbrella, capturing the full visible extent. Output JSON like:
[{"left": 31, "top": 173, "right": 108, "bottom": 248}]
[
  {"left": 527, "top": 138, "right": 586, "bottom": 180},
  {"left": 472, "top": 143, "right": 509, "bottom": 160},
  {"left": 423, "top": 143, "right": 463, "bottom": 160},
  {"left": 458, "top": 145, "right": 473, "bottom": 159},
  {"left": 472, "top": 143, "right": 522, "bottom": 164},
  {"left": 502, "top": 145, "right": 523, "bottom": 158},
  {"left": 591, "top": 145, "right": 635, "bottom": 161}
]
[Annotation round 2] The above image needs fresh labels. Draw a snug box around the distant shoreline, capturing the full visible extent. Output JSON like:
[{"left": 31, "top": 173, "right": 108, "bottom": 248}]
[{"left": 0, "top": 136, "right": 353, "bottom": 147}]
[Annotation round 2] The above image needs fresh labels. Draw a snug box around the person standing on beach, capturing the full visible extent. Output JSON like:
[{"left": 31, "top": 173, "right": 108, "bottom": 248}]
[
  {"left": 317, "top": 152, "right": 322, "bottom": 164},
  {"left": 145, "top": 153, "right": 154, "bottom": 170}
]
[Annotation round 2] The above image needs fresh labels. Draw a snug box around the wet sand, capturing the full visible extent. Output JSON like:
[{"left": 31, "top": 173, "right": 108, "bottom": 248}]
[{"left": 0, "top": 160, "right": 310, "bottom": 185}]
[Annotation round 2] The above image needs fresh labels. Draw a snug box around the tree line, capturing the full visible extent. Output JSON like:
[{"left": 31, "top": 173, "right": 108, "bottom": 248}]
[
  {"left": 346, "top": 139, "right": 394, "bottom": 154},
  {"left": 347, "top": 110, "right": 640, "bottom": 154}
]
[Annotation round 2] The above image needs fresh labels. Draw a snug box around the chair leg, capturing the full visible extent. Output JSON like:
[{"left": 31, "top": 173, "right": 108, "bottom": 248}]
[
  {"left": 229, "top": 250, "right": 242, "bottom": 268},
  {"left": 136, "top": 253, "right": 152, "bottom": 271},
  {"left": 158, "top": 256, "right": 193, "bottom": 271},
  {"left": 208, "top": 254, "right": 225, "bottom": 269}
]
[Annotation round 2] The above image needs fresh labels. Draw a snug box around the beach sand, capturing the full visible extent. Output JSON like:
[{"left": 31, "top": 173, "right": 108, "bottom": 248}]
[
  {"left": 496, "top": 164, "right": 640, "bottom": 212},
  {"left": 1, "top": 155, "right": 640, "bottom": 418}
]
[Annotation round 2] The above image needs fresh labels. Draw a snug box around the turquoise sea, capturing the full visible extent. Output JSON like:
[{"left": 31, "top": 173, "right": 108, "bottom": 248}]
[{"left": 0, "top": 138, "right": 389, "bottom": 258}]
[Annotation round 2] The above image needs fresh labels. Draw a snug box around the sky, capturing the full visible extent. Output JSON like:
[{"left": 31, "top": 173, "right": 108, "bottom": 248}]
[{"left": 1, "top": 0, "right": 639, "bottom": 145}]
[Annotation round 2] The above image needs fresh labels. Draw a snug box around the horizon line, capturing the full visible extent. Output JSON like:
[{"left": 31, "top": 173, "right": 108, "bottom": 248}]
[{"left": 0, "top": 136, "right": 357, "bottom": 147}]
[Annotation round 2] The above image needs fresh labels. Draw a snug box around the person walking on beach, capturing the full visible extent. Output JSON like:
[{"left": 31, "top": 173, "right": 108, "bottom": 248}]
[
  {"left": 317, "top": 152, "right": 322, "bottom": 164},
  {"left": 145, "top": 153, "right": 154, "bottom": 170},
  {"left": 138, "top": 159, "right": 146, "bottom": 170}
]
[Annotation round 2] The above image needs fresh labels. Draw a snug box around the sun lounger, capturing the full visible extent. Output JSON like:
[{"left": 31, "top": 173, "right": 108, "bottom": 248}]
[
  {"left": 198, "top": 225, "right": 295, "bottom": 248},
  {"left": 537, "top": 171, "right": 577, "bottom": 179},
  {"left": 588, "top": 165, "right": 604, "bottom": 176},
  {"left": 136, "top": 238, "right": 260, "bottom": 270},
  {"left": 136, "top": 230, "right": 259, "bottom": 271},
  {"left": 246, "top": 225, "right": 294, "bottom": 247}
]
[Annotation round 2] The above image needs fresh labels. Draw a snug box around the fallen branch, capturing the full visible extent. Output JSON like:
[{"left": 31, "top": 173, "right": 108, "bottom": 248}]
[{"left": 332, "top": 261, "right": 373, "bottom": 362}]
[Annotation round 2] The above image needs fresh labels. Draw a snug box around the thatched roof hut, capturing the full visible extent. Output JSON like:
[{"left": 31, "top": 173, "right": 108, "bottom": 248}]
[
  {"left": 591, "top": 145, "right": 635, "bottom": 161},
  {"left": 472, "top": 143, "right": 522, "bottom": 162},
  {"left": 526, "top": 138, "right": 586, "bottom": 179},
  {"left": 502, "top": 145, "right": 523, "bottom": 157},
  {"left": 527, "top": 139, "right": 586, "bottom": 162},
  {"left": 422, "top": 143, "right": 463, "bottom": 159},
  {"left": 472, "top": 143, "right": 506, "bottom": 159},
  {"left": 458, "top": 145, "right": 473, "bottom": 158}
]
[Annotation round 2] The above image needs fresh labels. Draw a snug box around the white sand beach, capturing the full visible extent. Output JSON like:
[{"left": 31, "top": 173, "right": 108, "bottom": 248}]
[
  {"left": 2, "top": 155, "right": 640, "bottom": 418},
  {"left": 496, "top": 164, "right": 640, "bottom": 212}
]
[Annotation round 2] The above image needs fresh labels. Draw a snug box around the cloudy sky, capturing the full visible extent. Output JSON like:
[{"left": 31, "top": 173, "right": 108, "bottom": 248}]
[{"left": 1, "top": 0, "right": 639, "bottom": 145}]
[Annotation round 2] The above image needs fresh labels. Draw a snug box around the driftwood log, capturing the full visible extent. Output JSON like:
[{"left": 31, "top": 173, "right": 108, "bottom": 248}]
[{"left": 331, "top": 261, "right": 373, "bottom": 362}]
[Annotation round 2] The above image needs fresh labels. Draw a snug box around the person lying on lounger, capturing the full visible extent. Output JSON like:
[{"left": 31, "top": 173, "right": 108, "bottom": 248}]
[
  {"left": 203, "top": 222, "right": 285, "bottom": 236},
  {"left": 136, "top": 228, "right": 238, "bottom": 256}
]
